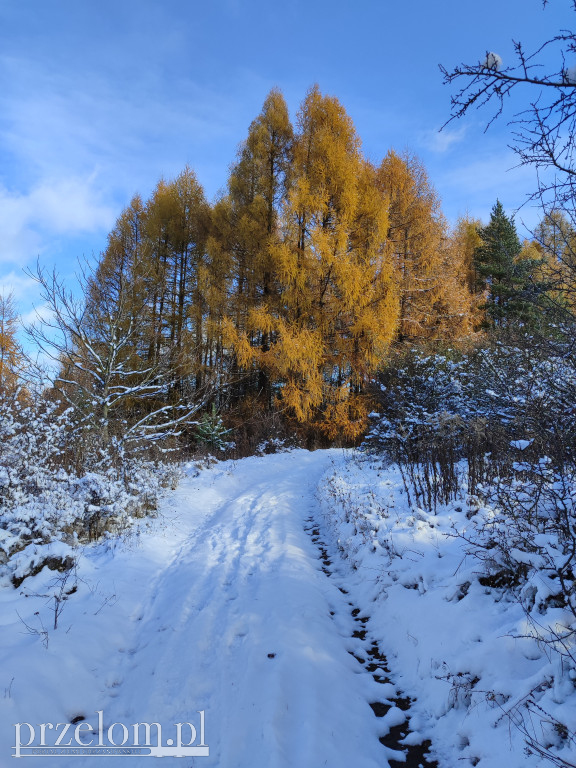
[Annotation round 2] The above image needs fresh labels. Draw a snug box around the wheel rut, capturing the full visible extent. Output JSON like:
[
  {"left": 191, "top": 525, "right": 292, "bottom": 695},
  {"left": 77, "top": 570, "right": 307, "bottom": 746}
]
[{"left": 305, "top": 516, "right": 439, "bottom": 768}]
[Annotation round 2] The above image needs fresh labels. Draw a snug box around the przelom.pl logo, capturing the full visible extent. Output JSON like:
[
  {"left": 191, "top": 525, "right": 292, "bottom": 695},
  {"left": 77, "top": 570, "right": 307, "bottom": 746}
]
[{"left": 13, "top": 710, "right": 208, "bottom": 758}]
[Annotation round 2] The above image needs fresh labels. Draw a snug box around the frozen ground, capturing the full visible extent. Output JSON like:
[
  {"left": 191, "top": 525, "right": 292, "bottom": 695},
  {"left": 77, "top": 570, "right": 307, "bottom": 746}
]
[{"left": 0, "top": 449, "right": 574, "bottom": 767}]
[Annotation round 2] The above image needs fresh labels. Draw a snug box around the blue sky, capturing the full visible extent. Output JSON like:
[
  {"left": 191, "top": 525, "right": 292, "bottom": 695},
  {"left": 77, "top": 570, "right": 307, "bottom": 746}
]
[{"left": 0, "top": 0, "right": 571, "bottom": 319}]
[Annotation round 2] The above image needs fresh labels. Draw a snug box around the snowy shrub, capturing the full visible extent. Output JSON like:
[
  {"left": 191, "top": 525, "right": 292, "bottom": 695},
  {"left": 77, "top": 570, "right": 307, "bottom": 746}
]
[
  {"left": 223, "top": 399, "right": 302, "bottom": 458},
  {"left": 366, "top": 343, "right": 576, "bottom": 658},
  {"left": 0, "top": 397, "right": 178, "bottom": 585},
  {"left": 319, "top": 335, "right": 576, "bottom": 767},
  {"left": 365, "top": 350, "right": 479, "bottom": 509},
  {"left": 320, "top": 456, "right": 398, "bottom": 568},
  {"left": 319, "top": 452, "right": 576, "bottom": 768},
  {"left": 255, "top": 437, "right": 292, "bottom": 455},
  {"left": 366, "top": 341, "right": 576, "bottom": 506},
  {"left": 461, "top": 462, "right": 576, "bottom": 662}
]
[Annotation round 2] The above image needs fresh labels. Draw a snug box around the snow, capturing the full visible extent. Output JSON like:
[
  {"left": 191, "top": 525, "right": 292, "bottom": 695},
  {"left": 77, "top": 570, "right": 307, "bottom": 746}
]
[
  {"left": 0, "top": 451, "right": 386, "bottom": 767},
  {"left": 510, "top": 439, "right": 533, "bottom": 450},
  {"left": 565, "top": 65, "right": 576, "bottom": 84},
  {"left": 481, "top": 52, "right": 502, "bottom": 71},
  {"left": 317, "top": 453, "right": 576, "bottom": 768},
  {"left": 1, "top": 449, "right": 574, "bottom": 767}
]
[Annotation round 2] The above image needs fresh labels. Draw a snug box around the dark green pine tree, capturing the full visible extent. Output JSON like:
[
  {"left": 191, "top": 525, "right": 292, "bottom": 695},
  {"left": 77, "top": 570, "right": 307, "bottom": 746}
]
[{"left": 474, "top": 200, "right": 545, "bottom": 327}]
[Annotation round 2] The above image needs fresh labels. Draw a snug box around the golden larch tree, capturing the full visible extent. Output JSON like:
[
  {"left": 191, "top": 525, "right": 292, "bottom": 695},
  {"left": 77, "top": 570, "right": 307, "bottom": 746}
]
[
  {"left": 378, "top": 151, "right": 474, "bottom": 341},
  {"left": 211, "top": 88, "right": 293, "bottom": 406},
  {"left": 232, "top": 86, "right": 398, "bottom": 439},
  {"left": 0, "top": 292, "right": 23, "bottom": 400}
]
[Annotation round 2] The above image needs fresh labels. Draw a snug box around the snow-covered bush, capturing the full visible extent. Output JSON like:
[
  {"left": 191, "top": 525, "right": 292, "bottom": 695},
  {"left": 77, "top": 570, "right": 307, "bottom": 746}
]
[
  {"left": 318, "top": 453, "right": 576, "bottom": 768},
  {"left": 0, "top": 398, "right": 178, "bottom": 586},
  {"left": 223, "top": 399, "right": 302, "bottom": 458},
  {"left": 361, "top": 340, "right": 576, "bottom": 764},
  {"left": 366, "top": 341, "right": 576, "bottom": 644},
  {"left": 461, "top": 462, "right": 576, "bottom": 661},
  {"left": 365, "top": 350, "right": 478, "bottom": 508},
  {"left": 366, "top": 341, "right": 576, "bottom": 505}
]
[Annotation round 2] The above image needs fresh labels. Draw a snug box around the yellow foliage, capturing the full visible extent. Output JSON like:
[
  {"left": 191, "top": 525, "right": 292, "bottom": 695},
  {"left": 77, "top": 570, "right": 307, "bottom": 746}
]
[
  {"left": 84, "top": 86, "right": 483, "bottom": 444},
  {"left": 228, "top": 86, "right": 399, "bottom": 437},
  {"left": 378, "top": 152, "right": 476, "bottom": 341},
  {"left": 0, "top": 292, "right": 23, "bottom": 399}
]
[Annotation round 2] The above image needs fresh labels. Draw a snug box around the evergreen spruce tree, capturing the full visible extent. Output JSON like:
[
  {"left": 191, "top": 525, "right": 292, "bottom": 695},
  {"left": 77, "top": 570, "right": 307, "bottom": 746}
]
[
  {"left": 474, "top": 200, "right": 544, "bottom": 327},
  {"left": 195, "top": 405, "right": 233, "bottom": 452}
]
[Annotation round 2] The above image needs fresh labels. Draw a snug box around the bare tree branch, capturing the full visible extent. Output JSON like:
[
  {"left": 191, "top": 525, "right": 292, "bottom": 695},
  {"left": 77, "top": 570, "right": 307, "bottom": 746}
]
[{"left": 25, "top": 260, "right": 212, "bottom": 448}]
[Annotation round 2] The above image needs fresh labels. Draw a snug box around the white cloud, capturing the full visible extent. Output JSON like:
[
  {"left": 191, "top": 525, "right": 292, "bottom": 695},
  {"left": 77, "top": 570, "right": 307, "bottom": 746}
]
[
  {"left": 0, "top": 274, "right": 53, "bottom": 345},
  {"left": 439, "top": 153, "right": 535, "bottom": 199},
  {"left": 0, "top": 54, "right": 242, "bottom": 201},
  {"left": 0, "top": 271, "right": 38, "bottom": 301},
  {"left": 0, "top": 177, "right": 115, "bottom": 266},
  {"left": 26, "top": 176, "right": 114, "bottom": 235},
  {"left": 419, "top": 125, "right": 467, "bottom": 153},
  {"left": 434, "top": 151, "right": 543, "bottom": 232},
  {"left": 0, "top": 49, "right": 258, "bottom": 329},
  {"left": 19, "top": 302, "right": 54, "bottom": 329},
  {"left": 0, "top": 50, "right": 255, "bottom": 282}
]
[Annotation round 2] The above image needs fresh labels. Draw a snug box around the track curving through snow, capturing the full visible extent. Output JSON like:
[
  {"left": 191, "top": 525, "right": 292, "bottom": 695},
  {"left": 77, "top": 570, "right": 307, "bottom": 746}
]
[
  {"left": 101, "top": 449, "right": 389, "bottom": 767},
  {"left": 1, "top": 450, "right": 439, "bottom": 768}
]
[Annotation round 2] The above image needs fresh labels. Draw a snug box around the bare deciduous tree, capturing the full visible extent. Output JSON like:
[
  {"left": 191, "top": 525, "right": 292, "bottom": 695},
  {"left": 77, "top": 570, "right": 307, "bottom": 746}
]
[
  {"left": 27, "top": 261, "right": 210, "bottom": 450},
  {"left": 441, "top": 1, "right": 576, "bottom": 208}
]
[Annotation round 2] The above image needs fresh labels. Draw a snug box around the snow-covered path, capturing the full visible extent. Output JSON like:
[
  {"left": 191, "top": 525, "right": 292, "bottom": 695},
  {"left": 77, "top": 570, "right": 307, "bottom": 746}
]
[
  {"left": 106, "top": 450, "right": 386, "bottom": 767},
  {"left": 0, "top": 451, "right": 392, "bottom": 767},
  {"left": 5, "top": 448, "right": 576, "bottom": 768}
]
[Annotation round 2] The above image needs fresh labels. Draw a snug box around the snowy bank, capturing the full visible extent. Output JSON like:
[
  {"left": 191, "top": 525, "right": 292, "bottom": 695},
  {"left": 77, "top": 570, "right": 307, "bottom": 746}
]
[{"left": 318, "top": 452, "right": 576, "bottom": 768}]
